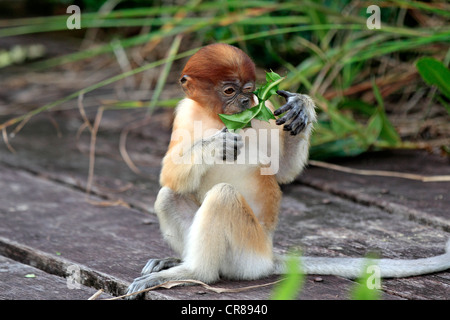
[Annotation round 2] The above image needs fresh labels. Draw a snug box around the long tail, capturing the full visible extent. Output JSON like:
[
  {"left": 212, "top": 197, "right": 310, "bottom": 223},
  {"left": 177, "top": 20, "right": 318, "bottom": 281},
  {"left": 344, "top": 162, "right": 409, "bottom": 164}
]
[{"left": 274, "top": 240, "right": 450, "bottom": 278}]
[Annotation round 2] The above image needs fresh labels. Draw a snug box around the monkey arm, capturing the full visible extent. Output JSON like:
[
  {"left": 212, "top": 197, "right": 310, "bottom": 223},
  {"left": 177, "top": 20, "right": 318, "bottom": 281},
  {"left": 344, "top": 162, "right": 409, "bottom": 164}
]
[
  {"left": 160, "top": 100, "right": 244, "bottom": 194},
  {"left": 160, "top": 129, "right": 244, "bottom": 193},
  {"left": 159, "top": 137, "right": 212, "bottom": 194},
  {"left": 272, "top": 91, "right": 317, "bottom": 184}
]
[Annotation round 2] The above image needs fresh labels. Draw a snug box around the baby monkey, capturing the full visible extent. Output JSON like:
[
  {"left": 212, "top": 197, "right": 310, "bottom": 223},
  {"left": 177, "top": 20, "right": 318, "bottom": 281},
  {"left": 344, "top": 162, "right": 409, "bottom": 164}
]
[{"left": 127, "top": 43, "right": 450, "bottom": 298}]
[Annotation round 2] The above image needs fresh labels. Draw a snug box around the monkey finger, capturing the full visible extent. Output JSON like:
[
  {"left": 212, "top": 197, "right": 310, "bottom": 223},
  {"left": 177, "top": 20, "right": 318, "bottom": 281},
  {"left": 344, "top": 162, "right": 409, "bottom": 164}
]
[
  {"left": 289, "top": 112, "right": 308, "bottom": 136},
  {"left": 274, "top": 102, "right": 293, "bottom": 117},
  {"left": 276, "top": 90, "right": 296, "bottom": 100},
  {"left": 141, "top": 259, "right": 159, "bottom": 275},
  {"left": 277, "top": 104, "right": 301, "bottom": 126}
]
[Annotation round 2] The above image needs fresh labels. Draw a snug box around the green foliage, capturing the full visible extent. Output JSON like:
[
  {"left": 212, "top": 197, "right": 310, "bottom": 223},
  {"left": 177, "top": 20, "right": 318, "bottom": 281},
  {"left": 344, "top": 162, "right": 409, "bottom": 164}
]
[
  {"left": 218, "top": 71, "right": 282, "bottom": 131},
  {"left": 416, "top": 57, "right": 450, "bottom": 100},
  {"left": 270, "top": 252, "right": 383, "bottom": 300},
  {"left": 350, "top": 258, "right": 381, "bottom": 300},
  {"left": 1, "top": 0, "right": 448, "bottom": 159},
  {"left": 309, "top": 81, "right": 401, "bottom": 160},
  {"left": 271, "top": 253, "right": 304, "bottom": 300}
]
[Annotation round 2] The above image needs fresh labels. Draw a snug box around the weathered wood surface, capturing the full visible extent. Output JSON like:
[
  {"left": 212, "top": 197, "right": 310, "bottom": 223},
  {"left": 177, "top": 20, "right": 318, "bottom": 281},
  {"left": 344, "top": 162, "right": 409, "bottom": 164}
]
[
  {"left": 0, "top": 255, "right": 114, "bottom": 300},
  {"left": 300, "top": 151, "right": 450, "bottom": 229},
  {"left": 0, "top": 108, "right": 449, "bottom": 300}
]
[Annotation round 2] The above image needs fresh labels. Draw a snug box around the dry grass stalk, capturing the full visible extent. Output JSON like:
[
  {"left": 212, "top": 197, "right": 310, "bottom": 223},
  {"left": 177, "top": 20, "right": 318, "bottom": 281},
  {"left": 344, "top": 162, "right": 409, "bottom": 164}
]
[
  {"left": 2, "top": 127, "right": 15, "bottom": 153},
  {"left": 309, "top": 160, "right": 450, "bottom": 182},
  {"left": 106, "top": 278, "right": 282, "bottom": 300},
  {"left": 86, "top": 106, "right": 104, "bottom": 195},
  {"left": 88, "top": 289, "right": 105, "bottom": 300}
]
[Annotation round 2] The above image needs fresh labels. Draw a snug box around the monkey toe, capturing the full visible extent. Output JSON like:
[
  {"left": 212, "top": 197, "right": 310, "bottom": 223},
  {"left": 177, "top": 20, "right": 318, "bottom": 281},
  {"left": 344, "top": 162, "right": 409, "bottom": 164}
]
[
  {"left": 126, "top": 274, "right": 165, "bottom": 300},
  {"left": 141, "top": 257, "right": 181, "bottom": 275}
]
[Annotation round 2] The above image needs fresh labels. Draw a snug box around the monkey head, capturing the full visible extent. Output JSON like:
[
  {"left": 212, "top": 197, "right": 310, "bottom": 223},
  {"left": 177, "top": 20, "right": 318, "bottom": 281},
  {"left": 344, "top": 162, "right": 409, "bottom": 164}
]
[{"left": 180, "top": 43, "right": 256, "bottom": 115}]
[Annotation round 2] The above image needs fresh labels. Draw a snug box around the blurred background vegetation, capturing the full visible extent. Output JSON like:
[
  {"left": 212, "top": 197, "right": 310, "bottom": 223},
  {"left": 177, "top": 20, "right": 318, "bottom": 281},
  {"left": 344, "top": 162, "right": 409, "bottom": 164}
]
[{"left": 0, "top": 0, "right": 448, "bottom": 161}]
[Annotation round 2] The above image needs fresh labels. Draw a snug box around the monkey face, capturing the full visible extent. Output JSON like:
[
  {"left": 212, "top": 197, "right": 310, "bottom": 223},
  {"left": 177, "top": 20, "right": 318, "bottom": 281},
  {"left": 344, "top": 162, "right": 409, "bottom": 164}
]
[
  {"left": 179, "top": 44, "right": 257, "bottom": 115},
  {"left": 219, "top": 81, "right": 255, "bottom": 115}
]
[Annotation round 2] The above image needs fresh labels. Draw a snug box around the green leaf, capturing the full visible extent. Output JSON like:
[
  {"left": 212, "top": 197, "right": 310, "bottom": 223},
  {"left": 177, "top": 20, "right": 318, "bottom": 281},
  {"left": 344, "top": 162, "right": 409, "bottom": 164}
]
[
  {"left": 310, "top": 137, "right": 368, "bottom": 160},
  {"left": 25, "top": 274, "right": 36, "bottom": 278},
  {"left": 271, "top": 253, "right": 304, "bottom": 300},
  {"left": 371, "top": 78, "right": 384, "bottom": 110},
  {"left": 259, "top": 72, "right": 285, "bottom": 100},
  {"left": 364, "top": 111, "right": 383, "bottom": 146},
  {"left": 328, "top": 107, "right": 360, "bottom": 136},
  {"left": 218, "top": 108, "right": 255, "bottom": 131},
  {"left": 350, "top": 258, "right": 381, "bottom": 300},
  {"left": 416, "top": 57, "right": 450, "bottom": 99},
  {"left": 255, "top": 102, "right": 276, "bottom": 122},
  {"left": 338, "top": 99, "right": 376, "bottom": 117},
  {"left": 371, "top": 80, "right": 401, "bottom": 145}
]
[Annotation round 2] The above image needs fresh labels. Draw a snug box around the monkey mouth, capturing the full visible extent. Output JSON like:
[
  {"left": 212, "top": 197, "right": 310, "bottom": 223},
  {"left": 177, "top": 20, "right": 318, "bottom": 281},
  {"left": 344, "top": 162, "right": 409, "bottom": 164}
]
[{"left": 223, "top": 104, "right": 248, "bottom": 115}]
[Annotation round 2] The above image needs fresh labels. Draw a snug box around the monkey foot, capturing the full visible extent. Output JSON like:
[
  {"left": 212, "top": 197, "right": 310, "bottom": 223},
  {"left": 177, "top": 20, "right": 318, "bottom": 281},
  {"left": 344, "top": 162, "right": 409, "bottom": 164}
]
[{"left": 141, "top": 257, "right": 181, "bottom": 275}]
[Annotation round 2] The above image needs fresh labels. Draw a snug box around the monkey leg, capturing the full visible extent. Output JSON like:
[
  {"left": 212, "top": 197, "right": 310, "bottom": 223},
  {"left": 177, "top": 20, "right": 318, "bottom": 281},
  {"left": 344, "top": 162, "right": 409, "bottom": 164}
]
[
  {"left": 126, "top": 183, "right": 274, "bottom": 299},
  {"left": 183, "top": 182, "right": 274, "bottom": 282},
  {"left": 154, "top": 186, "right": 199, "bottom": 256},
  {"left": 137, "top": 187, "right": 198, "bottom": 278}
]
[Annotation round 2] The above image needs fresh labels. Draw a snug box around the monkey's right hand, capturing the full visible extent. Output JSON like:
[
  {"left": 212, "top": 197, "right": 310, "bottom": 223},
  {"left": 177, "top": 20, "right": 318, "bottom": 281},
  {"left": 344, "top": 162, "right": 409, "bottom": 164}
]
[{"left": 204, "top": 127, "right": 243, "bottom": 162}]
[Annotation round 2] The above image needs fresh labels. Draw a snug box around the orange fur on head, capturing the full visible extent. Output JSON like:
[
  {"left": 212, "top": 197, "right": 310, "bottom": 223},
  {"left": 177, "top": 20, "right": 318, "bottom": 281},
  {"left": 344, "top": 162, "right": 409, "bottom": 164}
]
[{"left": 180, "top": 43, "right": 256, "bottom": 114}]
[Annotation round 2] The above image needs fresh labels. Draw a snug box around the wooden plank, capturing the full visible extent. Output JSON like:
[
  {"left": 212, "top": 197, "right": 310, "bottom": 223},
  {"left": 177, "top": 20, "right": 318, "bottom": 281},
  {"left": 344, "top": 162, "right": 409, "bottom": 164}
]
[
  {"left": 0, "top": 110, "right": 170, "bottom": 213},
  {"left": 300, "top": 150, "right": 450, "bottom": 229},
  {"left": 0, "top": 110, "right": 448, "bottom": 299},
  {"left": 0, "top": 164, "right": 363, "bottom": 300},
  {"left": 0, "top": 163, "right": 442, "bottom": 299},
  {"left": 0, "top": 255, "right": 114, "bottom": 300},
  {"left": 280, "top": 189, "right": 450, "bottom": 300}
]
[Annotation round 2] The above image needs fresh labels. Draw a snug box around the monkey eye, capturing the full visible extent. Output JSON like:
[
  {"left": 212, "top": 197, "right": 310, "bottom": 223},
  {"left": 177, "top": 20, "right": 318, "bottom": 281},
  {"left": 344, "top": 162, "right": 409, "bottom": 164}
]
[
  {"left": 223, "top": 87, "right": 235, "bottom": 95},
  {"left": 180, "top": 75, "right": 188, "bottom": 84}
]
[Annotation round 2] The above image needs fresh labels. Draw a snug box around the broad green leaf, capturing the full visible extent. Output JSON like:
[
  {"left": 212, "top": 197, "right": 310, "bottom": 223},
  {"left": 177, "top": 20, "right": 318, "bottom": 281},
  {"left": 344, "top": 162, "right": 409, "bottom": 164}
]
[
  {"left": 416, "top": 57, "right": 450, "bottom": 99},
  {"left": 218, "top": 107, "right": 255, "bottom": 131},
  {"left": 259, "top": 74, "right": 285, "bottom": 100},
  {"left": 254, "top": 102, "right": 276, "bottom": 122}
]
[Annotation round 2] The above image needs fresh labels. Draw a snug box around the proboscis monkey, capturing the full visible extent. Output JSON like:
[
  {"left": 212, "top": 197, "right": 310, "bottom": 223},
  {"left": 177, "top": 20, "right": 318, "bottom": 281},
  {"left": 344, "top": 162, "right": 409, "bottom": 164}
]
[{"left": 127, "top": 43, "right": 450, "bottom": 298}]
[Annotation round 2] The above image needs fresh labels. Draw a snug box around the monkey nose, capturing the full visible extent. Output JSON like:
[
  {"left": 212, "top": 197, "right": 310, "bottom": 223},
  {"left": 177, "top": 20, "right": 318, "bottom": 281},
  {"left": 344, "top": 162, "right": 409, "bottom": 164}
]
[{"left": 240, "top": 97, "right": 250, "bottom": 109}]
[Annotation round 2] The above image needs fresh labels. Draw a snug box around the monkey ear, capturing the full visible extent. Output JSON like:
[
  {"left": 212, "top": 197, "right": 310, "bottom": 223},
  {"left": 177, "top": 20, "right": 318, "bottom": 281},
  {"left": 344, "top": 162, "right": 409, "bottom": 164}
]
[{"left": 180, "top": 75, "right": 192, "bottom": 94}]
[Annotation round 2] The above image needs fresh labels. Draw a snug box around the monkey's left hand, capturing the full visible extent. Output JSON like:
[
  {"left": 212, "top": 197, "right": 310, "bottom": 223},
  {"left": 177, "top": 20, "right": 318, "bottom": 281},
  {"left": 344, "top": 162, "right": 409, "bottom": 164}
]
[{"left": 274, "top": 90, "right": 310, "bottom": 136}]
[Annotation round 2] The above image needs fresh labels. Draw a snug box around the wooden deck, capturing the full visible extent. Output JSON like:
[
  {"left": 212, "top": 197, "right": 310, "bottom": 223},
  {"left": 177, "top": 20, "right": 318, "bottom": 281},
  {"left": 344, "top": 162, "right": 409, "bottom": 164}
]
[
  {"left": 0, "top": 104, "right": 448, "bottom": 300},
  {"left": 0, "top": 34, "right": 448, "bottom": 299}
]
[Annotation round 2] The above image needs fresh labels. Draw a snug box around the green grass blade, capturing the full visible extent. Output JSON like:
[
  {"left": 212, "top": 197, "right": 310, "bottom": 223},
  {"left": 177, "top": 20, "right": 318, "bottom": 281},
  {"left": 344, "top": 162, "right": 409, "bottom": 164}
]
[
  {"left": 147, "top": 35, "right": 182, "bottom": 111},
  {"left": 271, "top": 254, "right": 304, "bottom": 300},
  {"left": 350, "top": 258, "right": 381, "bottom": 300}
]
